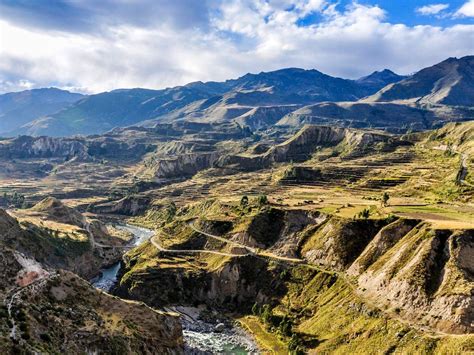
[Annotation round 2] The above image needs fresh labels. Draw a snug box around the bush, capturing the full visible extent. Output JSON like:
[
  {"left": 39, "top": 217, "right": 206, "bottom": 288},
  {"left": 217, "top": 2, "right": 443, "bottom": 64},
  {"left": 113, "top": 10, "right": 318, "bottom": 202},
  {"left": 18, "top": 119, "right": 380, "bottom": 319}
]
[
  {"left": 358, "top": 208, "right": 370, "bottom": 219},
  {"left": 40, "top": 333, "right": 52, "bottom": 342},
  {"left": 257, "top": 194, "right": 268, "bottom": 206},
  {"left": 240, "top": 195, "right": 249, "bottom": 207}
]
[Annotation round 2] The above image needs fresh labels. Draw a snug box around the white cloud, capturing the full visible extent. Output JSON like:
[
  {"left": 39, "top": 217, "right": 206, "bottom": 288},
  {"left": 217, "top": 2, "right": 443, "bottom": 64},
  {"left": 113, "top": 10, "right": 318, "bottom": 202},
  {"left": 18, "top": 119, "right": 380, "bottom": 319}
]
[
  {"left": 0, "top": 1, "right": 473, "bottom": 94},
  {"left": 416, "top": 3, "right": 449, "bottom": 16},
  {"left": 456, "top": 0, "right": 474, "bottom": 17}
]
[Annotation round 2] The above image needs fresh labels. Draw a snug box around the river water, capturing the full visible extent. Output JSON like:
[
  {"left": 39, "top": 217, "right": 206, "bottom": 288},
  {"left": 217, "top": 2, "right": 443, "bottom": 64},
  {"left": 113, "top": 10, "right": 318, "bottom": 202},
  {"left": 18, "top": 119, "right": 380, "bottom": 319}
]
[
  {"left": 92, "top": 224, "right": 258, "bottom": 354},
  {"left": 91, "top": 225, "right": 153, "bottom": 291}
]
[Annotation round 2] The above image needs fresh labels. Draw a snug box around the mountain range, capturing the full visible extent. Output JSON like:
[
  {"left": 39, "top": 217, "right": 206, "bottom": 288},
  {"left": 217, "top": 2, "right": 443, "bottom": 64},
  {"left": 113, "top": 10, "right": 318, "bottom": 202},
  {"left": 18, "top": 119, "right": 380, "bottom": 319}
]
[{"left": 1, "top": 56, "right": 473, "bottom": 137}]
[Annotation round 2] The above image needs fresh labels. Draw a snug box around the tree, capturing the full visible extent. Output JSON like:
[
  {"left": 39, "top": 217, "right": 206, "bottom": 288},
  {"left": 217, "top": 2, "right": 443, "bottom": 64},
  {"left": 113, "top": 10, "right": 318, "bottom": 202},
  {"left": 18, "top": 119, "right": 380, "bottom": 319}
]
[
  {"left": 359, "top": 208, "right": 370, "bottom": 219},
  {"left": 261, "top": 304, "right": 273, "bottom": 325},
  {"left": 382, "top": 192, "right": 390, "bottom": 207},
  {"left": 240, "top": 195, "right": 249, "bottom": 207},
  {"left": 251, "top": 303, "right": 259, "bottom": 316},
  {"left": 257, "top": 194, "right": 268, "bottom": 206}
]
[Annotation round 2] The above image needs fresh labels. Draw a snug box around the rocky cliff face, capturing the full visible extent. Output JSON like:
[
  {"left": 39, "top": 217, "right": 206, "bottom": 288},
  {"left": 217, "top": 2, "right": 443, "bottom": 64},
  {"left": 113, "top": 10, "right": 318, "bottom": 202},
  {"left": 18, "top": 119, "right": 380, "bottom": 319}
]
[
  {"left": 353, "top": 226, "right": 473, "bottom": 334},
  {"left": 0, "top": 136, "right": 88, "bottom": 159},
  {"left": 154, "top": 152, "right": 220, "bottom": 178},
  {"left": 93, "top": 195, "right": 152, "bottom": 216},
  {"left": 215, "top": 125, "right": 394, "bottom": 173},
  {"left": 0, "top": 132, "right": 154, "bottom": 161},
  {"left": 301, "top": 217, "right": 474, "bottom": 334}
]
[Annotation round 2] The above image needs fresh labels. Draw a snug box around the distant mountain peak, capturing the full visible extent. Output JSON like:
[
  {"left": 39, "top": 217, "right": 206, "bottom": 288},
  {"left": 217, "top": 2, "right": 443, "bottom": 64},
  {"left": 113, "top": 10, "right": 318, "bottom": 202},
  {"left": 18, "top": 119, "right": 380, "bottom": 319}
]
[
  {"left": 355, "top": 69, "right": 407, "bottom": 93},
  {"left": 357, "top": 69, "right": 406, "bottom": 84},
  {"left": 366, "top": 55, "right": 474, "bottom": 106}
]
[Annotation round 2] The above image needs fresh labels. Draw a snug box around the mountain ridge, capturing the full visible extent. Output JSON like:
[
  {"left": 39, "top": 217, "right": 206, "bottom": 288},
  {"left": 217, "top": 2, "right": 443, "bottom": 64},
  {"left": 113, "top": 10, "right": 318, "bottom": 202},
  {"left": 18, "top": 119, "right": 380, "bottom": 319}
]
[
  {"left": 2, "top": 56, "right": 473, "bottom": 137},
  {"left": 0, "top": 88, "right": 83, "bottom": 134}
]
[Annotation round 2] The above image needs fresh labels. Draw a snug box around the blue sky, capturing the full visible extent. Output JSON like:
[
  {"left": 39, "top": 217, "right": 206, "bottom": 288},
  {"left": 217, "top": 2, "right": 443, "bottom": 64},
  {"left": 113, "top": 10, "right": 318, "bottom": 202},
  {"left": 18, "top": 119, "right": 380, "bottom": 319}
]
[
  {"left": 336, "top": 0, "right": 472, "bottom": 25},
  {"left": 0, "top": 0, "right": 473, "bottom": 93}
]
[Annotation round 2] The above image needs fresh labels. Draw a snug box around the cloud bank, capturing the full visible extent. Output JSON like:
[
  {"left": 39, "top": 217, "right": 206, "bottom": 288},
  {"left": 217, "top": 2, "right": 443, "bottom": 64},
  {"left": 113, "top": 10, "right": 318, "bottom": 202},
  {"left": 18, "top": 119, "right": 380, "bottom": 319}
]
[
  {"left": 0, "top": 0, "right": 473, "bottom": 93},
  {"left": 416, "top": 4, "right": 449, "bottom": 16}
]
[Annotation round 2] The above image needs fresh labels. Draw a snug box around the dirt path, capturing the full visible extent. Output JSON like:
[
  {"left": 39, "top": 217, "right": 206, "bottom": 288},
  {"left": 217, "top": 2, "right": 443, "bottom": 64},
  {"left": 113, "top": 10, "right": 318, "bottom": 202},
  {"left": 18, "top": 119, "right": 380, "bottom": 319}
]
[
  {"left": 150, "top": 231, "right": 250, "bottom": 258},
  {"left": 433, "top": 145, "right": 472, "bottom": 187},
  {"left": 458, "top": 153, "right": 473, "bottom": 187},
  {"left": 188, "top": 221, "right": 302, "bottom": 263},
  {"left": 6, "top": 270, "right": 58, "bottom": 343},
  {"left": 186, "top": 220, "right": 467, "bottom": 338}
]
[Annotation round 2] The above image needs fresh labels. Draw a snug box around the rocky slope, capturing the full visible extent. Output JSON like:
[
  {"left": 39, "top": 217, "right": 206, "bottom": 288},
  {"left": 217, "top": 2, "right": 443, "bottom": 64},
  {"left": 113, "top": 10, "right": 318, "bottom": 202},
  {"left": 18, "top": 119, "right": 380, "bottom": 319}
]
[
  {"left": 214, "top": 125, "right": 397, "bottom": 173},
  {"left": 114, "top": 199, "right": 473, "bottom": 349},
  {"left": 302, "top": 217, "right": 474, "bottom": 334},
  {"left": 3, "top": 197, "right": 129, "bottom": 278},
  {"left": 0, "top": 246, "right": 183, "bottom": 353}
]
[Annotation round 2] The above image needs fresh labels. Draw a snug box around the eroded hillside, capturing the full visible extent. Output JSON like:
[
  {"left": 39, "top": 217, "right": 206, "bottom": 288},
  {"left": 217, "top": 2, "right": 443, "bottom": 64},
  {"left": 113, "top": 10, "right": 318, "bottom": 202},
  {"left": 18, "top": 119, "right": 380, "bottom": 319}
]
[{"left": 113, "top": 199, "right": 473, "bottom": 353}]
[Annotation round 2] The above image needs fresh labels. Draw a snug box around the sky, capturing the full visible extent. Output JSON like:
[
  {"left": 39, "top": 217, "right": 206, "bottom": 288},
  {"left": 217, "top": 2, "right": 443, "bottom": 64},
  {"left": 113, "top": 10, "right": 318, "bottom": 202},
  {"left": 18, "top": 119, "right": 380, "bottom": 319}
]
[{"left": 0, "top": 0, "right": 473, "bottom": 94}]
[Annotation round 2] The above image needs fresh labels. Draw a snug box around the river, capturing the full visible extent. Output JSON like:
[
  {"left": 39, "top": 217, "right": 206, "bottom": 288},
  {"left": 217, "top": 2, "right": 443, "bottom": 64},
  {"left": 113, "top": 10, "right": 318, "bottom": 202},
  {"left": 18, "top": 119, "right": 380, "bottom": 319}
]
[
  {"left": 91, "top": 224, "right": 153, "bottom": 291},
  {"left": 92, "top": 224, "right": 258, "bottom": 354}
]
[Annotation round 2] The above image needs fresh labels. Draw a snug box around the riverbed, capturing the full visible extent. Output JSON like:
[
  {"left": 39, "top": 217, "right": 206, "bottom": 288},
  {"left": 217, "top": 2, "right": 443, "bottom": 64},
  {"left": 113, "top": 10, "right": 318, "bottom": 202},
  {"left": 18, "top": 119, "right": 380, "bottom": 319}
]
[{"left": 92, "top": 224, "right": 258, "bottom": 354}]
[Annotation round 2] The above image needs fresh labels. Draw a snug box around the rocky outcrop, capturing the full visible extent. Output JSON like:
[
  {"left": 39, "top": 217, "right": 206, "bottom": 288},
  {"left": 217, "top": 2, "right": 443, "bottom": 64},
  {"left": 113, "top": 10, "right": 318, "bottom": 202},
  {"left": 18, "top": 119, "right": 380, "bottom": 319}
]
[
  {"left": 2, "top": 200, "right": 128, "bottom": 279},
  {"left": 300, "top": 216, "right": 474, "bottom": 334},
  {"left": 0, "top": 133, "right": 154, "bottom": 162},
  {"left": 93, "top": 195, "right": 152, "bottom": 216},
  {"left": 154, "top": 152, "right": 220, "bottom": 178},
  {"left": 116, "top": 246, "right": 286, "bottom": 311},
  {"left": 216, "top": 125, "right": 394, "bottom": 172},
  {"left": 301, "top": 216, "right": 389, "bottom": 271},
  {"left": 354, "top": 226, "right": 473, "bottom": 334},
  {"left": 0, "top": 135, "right": 88, "bottom": 159},
  {"left": 347, "top": 218, "right": 421, "bottom": 276}
]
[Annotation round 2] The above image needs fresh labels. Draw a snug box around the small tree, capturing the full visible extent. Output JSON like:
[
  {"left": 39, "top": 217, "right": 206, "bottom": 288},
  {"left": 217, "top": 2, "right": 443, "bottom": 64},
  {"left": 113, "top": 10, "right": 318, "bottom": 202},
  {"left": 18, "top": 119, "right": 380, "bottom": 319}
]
[
  {"left": 257, "top": 194, "right": 268, "bottom": 206},
  {"left": 261, "top": 304, "right": 273, "bottom": 325},
  {"left": 251, "top": 302, "right": 259, "bottom": 316},
  {"left": 382, "top": 192, "right": 390, "bottom": 207},
  {"left": 359, "top": 208, "right": 370, "bottom": 219}
]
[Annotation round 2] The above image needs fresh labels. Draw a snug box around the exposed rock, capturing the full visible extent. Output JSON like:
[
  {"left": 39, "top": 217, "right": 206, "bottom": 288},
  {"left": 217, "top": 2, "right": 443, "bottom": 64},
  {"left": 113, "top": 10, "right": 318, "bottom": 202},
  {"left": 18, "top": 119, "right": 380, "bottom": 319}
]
[
  {"left": 93, "top": 195, "right": 152, "bottom": 216},
  {"left": 355, "top": 226, "right": 474, "bottom": 334},
  {"left": 216, "top": 125, "right": 395, "bottom": 173},
  {"left": 301, "top": 216, "right": 388, "bottom": 271},
  {"left": 347, "top": 218, "right": 421, "bottom": 276},
  {"left": 154, "top": 152, "right": 220, "bottom": 178},
  {"left": 0, "top": 259, "right": 183, "bottom": 353}
]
